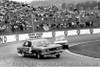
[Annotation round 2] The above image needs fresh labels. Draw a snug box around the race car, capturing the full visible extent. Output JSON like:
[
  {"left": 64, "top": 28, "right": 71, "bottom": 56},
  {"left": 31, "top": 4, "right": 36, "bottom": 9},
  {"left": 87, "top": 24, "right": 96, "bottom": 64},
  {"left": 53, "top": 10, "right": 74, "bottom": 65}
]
[
  {"left": 54, "top": 35, "right": 68, "bottom": 49},
  {"left": 17, "top": 39, "right": 63, "bottom": 59}
]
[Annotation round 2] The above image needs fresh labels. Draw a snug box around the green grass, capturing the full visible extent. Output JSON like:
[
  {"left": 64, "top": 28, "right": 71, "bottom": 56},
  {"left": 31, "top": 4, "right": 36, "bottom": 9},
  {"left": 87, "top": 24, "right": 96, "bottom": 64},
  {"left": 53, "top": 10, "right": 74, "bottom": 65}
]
[{"left": 69, "top": 41, "right": 100, "bottom": 58}]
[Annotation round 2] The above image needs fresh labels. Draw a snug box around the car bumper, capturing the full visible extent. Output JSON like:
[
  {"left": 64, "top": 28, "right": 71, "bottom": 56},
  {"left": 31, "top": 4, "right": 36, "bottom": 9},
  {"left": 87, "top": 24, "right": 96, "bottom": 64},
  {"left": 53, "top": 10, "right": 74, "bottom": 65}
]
[
  {"left": 41, "top": 50, "right": 63, "bottom": 55},
  {"left": 54, "top": 43, "right": 69, "bottom": 49},
  {"left": 43, "top": 53, "right": 60, "bottom": 57}
]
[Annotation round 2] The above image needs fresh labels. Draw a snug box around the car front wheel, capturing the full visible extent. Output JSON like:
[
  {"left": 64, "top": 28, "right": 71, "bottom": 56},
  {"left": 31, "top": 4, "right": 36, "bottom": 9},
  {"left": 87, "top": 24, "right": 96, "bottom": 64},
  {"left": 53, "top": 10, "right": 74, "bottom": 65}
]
[
  {"left": 56, "top": 54, "right": 60, "bottom": 58},
  {"left": 36, "top": 53, "right": 44, "bottom": 59}
]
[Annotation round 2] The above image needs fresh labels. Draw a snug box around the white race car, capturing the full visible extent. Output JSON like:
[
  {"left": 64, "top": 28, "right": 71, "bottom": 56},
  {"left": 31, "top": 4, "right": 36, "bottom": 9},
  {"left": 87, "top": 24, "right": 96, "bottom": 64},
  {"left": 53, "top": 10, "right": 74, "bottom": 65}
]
[
  {"left": 17, "top": 39, "right": 63, "bottom": 59},
  {"left": 54, "top": 35, "right": 68, "bottom": 49}
]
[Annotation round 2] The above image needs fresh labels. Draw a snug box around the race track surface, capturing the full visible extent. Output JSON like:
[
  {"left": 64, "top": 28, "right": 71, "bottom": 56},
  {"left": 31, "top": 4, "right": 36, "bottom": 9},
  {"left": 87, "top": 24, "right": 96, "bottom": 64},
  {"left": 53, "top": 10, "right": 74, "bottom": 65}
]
[{"left": 0, "top": 34, "right": 100, "bottom": 67}]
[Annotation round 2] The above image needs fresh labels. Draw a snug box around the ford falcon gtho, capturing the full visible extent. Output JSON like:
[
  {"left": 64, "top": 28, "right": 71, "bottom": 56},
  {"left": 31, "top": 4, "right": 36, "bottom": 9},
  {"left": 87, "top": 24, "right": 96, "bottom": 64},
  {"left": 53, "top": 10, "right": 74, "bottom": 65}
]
[
  {"left": 17, "top": 39, "right": 63, "bottom": 59},
  {"left": 54, "top": 35, "right": 68, "bottom": 49}
]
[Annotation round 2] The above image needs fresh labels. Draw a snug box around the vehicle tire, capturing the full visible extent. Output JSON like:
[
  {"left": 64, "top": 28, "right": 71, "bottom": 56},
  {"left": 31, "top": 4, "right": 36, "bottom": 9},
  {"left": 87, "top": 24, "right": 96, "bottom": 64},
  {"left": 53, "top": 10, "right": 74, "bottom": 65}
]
[
  {"left": 36, "top": 53, "right": 44, "bottom": 59},
  {"left": 56, "top": 54, "right": 60, "bottom": 58},
  {"left": 63, "top": 45, "right": 68, "bottom": 49},
  {"left": 17, "top": 53, "right": 23, "bottom": 57},
  {"left": 18, "top": 52, "right": 26, "bottom": 57}
]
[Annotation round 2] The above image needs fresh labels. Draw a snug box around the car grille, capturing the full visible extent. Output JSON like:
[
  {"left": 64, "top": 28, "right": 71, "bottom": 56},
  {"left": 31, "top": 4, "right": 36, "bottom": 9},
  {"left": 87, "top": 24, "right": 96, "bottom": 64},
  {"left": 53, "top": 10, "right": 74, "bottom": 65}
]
[
  {"left": 41, "top": 47, "right": 62, "bottom": 55},
  {"left": 49, "top": 48, "right": 57, "bottom": 51}
]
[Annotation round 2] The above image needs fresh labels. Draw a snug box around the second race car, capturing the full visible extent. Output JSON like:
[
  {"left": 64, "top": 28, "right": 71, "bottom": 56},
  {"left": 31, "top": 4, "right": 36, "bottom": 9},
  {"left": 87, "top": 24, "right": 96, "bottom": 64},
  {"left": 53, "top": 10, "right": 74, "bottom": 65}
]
[{"left": 54, "top": 35, "right": 69, "bottom": 49}]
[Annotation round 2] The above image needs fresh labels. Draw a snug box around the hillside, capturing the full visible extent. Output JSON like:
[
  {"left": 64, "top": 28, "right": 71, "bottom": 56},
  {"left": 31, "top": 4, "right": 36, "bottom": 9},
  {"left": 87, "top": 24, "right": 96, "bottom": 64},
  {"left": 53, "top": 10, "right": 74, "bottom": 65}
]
[{"left": 29, "top": 0, "right": 98, "bottom": 6}]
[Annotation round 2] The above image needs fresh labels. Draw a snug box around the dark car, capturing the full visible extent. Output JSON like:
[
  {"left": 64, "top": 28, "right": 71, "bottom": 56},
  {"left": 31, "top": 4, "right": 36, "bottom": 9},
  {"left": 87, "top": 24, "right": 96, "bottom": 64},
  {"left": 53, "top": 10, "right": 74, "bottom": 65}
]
[{"left": 17, "top": 39, "right": 63, "bottom": 59}]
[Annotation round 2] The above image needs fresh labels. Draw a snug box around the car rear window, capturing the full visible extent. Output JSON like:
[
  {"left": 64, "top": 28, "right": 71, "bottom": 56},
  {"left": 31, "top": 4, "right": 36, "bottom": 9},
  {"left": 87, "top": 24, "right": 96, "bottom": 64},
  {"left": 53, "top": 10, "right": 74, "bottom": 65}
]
[
  {"left": 33, "top": 40, "right": 51, "bottom": 47},
  {"left": 23, "top": 41, "right": 32, "bottom": 47}
]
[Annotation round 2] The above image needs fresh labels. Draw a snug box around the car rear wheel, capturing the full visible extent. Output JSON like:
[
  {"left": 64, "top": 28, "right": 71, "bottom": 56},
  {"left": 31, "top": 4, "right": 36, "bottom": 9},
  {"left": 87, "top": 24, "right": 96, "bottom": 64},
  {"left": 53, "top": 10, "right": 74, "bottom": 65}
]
[{"left": 56, "top": 54, "right": 60, "bottom": 58}]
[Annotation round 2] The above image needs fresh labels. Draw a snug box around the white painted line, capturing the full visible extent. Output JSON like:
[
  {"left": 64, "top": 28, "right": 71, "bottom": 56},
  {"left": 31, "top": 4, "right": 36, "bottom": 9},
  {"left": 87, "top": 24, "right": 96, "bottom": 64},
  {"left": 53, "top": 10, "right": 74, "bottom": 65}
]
[
  {"left": 69, "top": 40, "right": 100, "bottom": 47},
  {"left": 65, "top": 40, "right": 100, "bottom": 60},
  {"left": 65, "top": 50, "right": 100, "bottom": 60}
]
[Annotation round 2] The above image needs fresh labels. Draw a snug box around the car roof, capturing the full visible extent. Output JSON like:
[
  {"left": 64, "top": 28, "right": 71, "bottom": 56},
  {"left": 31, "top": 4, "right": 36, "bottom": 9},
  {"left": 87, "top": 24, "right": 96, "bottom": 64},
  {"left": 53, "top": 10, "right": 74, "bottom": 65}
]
[
  {"left": 25, "top": 39, "right": 50, "bottom": 46},
  {"left": 25, "top": 39, "right": 49, "bottom": 43}
]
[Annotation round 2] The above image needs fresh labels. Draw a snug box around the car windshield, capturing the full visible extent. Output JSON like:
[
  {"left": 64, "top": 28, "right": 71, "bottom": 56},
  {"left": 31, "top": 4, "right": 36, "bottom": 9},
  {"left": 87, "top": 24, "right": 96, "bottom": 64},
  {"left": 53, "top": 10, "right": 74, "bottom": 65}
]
[{"left": 33, "top": 40, "right": 51, "bottom": 47}]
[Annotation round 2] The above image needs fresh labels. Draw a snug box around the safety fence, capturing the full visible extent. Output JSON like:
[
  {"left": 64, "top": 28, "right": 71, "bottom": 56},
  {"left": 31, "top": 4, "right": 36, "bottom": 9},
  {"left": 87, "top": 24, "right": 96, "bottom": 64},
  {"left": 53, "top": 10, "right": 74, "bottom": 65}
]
[{"left": 0, "top": 28, "right": 100, "bottom": 44}]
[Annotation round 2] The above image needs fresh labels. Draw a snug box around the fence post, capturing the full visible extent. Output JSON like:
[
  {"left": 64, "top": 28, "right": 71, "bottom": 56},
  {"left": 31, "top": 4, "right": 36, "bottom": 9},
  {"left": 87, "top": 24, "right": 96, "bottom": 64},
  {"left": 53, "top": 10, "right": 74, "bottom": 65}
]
[
  {"left": 77, "top": 29, "right": 80, "bottom": 35},
  {"left": 64, "top": 30, "right": 68, "bottom": 36},
  {"left": 16, "top": 34, "right": 19, "bottom": 41},
  {"left": 52, "top": 31, "right": 55, "bottom": 37},
  {"left": 90, "top": 28, "right": 93, "bottom": 34}
]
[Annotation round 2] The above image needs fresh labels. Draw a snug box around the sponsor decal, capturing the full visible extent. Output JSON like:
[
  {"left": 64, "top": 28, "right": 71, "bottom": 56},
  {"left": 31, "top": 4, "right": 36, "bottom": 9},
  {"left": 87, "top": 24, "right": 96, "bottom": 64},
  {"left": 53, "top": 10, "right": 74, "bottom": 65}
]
[{"left": 28, "top": 33, "right": 42, "bottom": 39}]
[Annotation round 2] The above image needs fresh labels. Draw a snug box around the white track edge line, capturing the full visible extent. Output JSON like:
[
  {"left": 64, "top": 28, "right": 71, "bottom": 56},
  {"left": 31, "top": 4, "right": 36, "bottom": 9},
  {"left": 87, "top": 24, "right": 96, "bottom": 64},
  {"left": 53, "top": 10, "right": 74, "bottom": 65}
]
[
  {"left": 66, "top": 40, "right": 100, "bottom": 60},
  {"left": 69, "top": 40, "right": 100, "bottom": 47}
]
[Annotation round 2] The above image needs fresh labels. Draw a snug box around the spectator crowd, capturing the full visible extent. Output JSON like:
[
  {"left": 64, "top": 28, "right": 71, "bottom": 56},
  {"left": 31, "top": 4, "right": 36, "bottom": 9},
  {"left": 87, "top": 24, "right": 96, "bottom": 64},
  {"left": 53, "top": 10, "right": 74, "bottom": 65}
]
[{"left": 0, "top": 0, "right": 100, "bottom": 34}]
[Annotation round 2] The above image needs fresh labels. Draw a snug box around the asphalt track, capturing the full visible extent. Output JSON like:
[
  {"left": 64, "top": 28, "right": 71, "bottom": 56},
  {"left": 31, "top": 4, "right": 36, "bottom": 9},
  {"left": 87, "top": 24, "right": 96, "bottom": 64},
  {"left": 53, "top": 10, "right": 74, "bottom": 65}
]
[{"left": 0, "top": 34, "right": 100, "bottom": 67}]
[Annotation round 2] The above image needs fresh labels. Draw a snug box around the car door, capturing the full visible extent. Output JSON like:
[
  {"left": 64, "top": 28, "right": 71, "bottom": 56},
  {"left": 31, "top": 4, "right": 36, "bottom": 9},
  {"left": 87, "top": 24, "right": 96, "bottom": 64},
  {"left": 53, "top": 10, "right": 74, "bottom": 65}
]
[{"left": 23, "top": 41, "right": 32, "bottom": 53}]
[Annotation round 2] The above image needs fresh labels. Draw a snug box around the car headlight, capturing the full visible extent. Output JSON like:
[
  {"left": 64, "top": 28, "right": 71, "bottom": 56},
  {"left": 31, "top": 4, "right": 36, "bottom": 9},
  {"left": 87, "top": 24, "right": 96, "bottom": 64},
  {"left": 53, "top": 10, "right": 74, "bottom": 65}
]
[
  {"left": 42, "top": 50, "right": 46, "bottom": 52},
  {"left": 46, "top": 49, "right": 49, "bottom": 52},
  {"left": 59, "top": 47, "right": 62, "bottom": 50},
  {"left": 56, "top": 47, "right": 59, "bottom": 50}
]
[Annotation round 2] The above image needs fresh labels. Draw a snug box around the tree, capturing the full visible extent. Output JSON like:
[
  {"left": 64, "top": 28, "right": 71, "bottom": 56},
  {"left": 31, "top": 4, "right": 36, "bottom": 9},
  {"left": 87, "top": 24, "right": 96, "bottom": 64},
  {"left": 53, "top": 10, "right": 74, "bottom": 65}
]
[
  {"left": 90, "top": 1, "right": 98, "bottom": 10},
  {"left": 98, "top": 2, "right": 100, "bottom": 10},
  {"left": 61, "top": 3, "right": 67, "bottom": 10}
]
